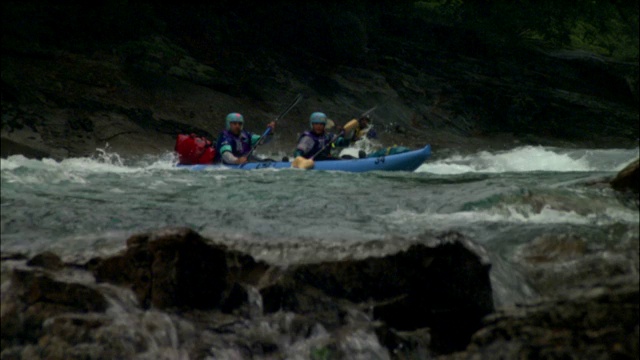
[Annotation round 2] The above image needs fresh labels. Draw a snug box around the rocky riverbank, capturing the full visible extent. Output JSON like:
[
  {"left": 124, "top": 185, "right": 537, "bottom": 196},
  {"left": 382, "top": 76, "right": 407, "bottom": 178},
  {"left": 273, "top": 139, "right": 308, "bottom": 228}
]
[{"left": 2, "top": 3, "right": 638, "bottom": 160}]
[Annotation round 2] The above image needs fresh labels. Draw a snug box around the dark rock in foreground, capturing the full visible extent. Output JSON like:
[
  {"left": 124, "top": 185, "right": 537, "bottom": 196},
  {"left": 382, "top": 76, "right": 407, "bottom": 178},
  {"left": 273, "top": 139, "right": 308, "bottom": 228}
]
[
  {"left": 440, "top": 277, "right": 639, "bottom": 360},
  {"left": 611, "top": 158, "right": 639, "bottom": 193},
  {"left": 90, "top": 227, "right": 267, "bottom": 311},
  {"left": 1, "top": 228, "right": 637, "bottom": 359},
  {"left": 1, "top": 268, "right": 107, "bottom": 350},
  {"left": 610, "top": 158, "right": 639, "bottom": 209},
  {"left": 0, "top": 228, "right": 493, "bottom": 358},
  {"left": 261, "top": 232, "right": 493, "bottom": 354},
  {"left": 26, "top": 251, "right": 64, "bottom": 271},
  {"left": 513, "top": 232, "right": 639, "bottom": 298}
]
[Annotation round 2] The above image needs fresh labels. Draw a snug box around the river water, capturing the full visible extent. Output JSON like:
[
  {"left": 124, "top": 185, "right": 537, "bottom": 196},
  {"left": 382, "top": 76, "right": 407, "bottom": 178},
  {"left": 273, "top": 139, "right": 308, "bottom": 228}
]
[{"left": 1, "top": 144, "right": 638, "bottom": 307}]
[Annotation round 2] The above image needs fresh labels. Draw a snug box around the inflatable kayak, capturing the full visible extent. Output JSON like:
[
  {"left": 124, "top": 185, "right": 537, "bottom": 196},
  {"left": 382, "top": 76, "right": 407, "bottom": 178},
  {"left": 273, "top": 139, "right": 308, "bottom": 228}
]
[{"left": 178, "top": 145, "right": 431, "bottom": 172}]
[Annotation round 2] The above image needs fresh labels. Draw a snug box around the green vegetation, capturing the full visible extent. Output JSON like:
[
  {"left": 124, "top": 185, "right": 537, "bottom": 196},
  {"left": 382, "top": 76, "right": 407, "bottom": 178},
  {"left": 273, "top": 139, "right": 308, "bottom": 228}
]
[
  {"left": 2, "top": 1, "right": 637, "bottom": 62},
  {"left": 410, "top": 0, "right": 639, "bottom": 61},
  {"left": 310, "top": 346, "right": 333, "bottom": 360}
]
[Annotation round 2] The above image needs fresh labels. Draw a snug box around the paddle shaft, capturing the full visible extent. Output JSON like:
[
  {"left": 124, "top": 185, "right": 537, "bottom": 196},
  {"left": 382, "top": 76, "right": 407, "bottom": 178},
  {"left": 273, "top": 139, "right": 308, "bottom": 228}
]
[
  {"left": 309, "top": 130, "right": 345, "bottom": 160},
  {"left": 246, "top": 93, "right": 303, "bottom": 158},
  {"left": 360, "top": 105, "right": 377, "bottom": 118}
]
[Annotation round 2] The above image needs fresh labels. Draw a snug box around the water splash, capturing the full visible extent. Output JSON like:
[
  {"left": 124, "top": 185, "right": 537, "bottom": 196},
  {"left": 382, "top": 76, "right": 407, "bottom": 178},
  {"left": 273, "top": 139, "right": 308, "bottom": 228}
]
[
  {"left": 1, "top": 145, "right": 179, "bottom": 178},
  {"left": 339, "top": 137, "right": 382, "bottom": 158},
  {"left": 417, "top": 146, "right": 639, "bottom": 174}
]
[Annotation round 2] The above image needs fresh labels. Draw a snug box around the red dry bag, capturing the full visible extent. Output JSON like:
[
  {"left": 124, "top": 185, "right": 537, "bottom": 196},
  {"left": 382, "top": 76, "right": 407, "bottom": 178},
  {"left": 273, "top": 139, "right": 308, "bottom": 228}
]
[{"left": 174, "top": 134, "right": 216, "bottom": 165}]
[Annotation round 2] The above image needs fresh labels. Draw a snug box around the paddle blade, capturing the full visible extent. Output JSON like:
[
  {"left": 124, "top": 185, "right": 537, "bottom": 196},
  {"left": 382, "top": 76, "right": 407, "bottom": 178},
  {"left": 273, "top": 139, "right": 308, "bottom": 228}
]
[
  {"left": 343, "top": 119, "right": 359, "bottom": 132},
  {"left": 292, "top": 156, "right": 314, "bottom": 169}
]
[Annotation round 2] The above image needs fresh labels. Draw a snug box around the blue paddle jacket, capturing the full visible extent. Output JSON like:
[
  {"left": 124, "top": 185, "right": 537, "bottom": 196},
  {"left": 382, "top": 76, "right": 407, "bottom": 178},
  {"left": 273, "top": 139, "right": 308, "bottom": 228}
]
[{"left": 215, "top": 129, "right": 272, "bottom": 164}]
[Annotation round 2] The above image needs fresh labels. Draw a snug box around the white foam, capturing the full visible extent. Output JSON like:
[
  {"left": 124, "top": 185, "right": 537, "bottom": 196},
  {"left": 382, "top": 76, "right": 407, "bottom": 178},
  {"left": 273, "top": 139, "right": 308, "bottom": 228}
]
[
  {"left": 1, "top": 146, "right": 179, "bottom": 177},
  {"left": 339, "top": 137, "right": 381, "bottom": 158},
  {"left": 381, "top": 204, "right": 639, "bottom": 229},
  {"left": 417, "top": 146, "right": 639, "bottom": 174}
]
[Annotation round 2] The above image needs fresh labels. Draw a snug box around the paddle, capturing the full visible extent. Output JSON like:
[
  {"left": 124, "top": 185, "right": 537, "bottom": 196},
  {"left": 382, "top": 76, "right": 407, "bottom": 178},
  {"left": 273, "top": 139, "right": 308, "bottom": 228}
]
[
  {"left": 292, "top": 119, "right": 359, "bottom": 169},
  {"left": 360, "top": 105, "right": 377, "bottom": 118},
  {"left": 343, "top": 105, "right": 377, "bottom": 140},
  {"left": 246, "top": 93, "right": 303, "bottom": 159}
]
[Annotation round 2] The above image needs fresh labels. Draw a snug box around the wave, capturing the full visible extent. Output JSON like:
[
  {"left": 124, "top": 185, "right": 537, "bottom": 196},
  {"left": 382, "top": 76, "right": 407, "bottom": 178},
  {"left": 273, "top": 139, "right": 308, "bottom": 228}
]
[
  {"left": 2, "top": 144, "right": 638, "bottom": 177},
  {"left": 381, "top": 204, "right": 639, "bottom": 229},
  {"left": 1, "top": 146, "right": 178, "bottom": 174},
  {"left": 416, "top": 146, "right": 639, "bottom": 174}
]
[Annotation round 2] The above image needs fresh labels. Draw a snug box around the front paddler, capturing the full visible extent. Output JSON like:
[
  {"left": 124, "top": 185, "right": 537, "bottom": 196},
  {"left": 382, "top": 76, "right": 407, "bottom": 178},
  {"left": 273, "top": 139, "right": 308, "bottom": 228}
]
[{"left": 215, "top": 112, "right": 275, "bottom": 165}]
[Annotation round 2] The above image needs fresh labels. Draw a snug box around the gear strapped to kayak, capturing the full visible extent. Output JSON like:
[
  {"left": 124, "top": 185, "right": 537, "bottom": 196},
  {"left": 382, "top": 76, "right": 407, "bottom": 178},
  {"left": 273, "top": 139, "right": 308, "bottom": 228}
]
[{"left": 175, "top": 134, "right": 216, "bottom": 165}]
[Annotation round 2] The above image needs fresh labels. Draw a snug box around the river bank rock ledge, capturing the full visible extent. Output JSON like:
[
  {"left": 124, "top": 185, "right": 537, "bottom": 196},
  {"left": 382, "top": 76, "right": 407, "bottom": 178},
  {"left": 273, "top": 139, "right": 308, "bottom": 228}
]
[{"left": 1, "top": 228, "right": 493, "bottom": 358}]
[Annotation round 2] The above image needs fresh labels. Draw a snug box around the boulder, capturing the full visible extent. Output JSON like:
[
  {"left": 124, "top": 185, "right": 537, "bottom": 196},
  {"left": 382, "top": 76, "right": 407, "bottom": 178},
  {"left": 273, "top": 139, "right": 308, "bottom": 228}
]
[
  {"left": 12, "top": 270, "right": 107, "bottom": 313},
  {"left": 261, "top": 232, "right": 494, "bottom": 354},
  {"left": 514, "top": 233, "right": 639, "bottom": 297},
  {"left": 92, "top": 227, "right": 268, "bottom": 311},
  {"left": 440, "top": 277, "right": 639, "bottom": 359},
  {"left": 1, "top": 269, "right": 108, "bottom": 347},
  {"left": 26, "top": 251, "right": 64, "bottom": 270},
  {"left": 611, "top": 158, "right": 639, "bottom": 193}
]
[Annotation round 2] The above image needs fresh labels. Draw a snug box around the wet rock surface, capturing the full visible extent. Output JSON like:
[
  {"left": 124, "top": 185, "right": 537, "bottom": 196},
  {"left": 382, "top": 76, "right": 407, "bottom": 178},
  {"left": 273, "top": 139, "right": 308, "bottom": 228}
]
[
  {"left": 611, "top": 158, "right": 639, "bottom": 193},
  {"left": 260, "top": 232, "right": 493, "bottom": 354},
  {"left": 611, "top": 158, "right": 640, "bottom": 209},
  {"left": 440, "top": 277, "right": 639, "bottom": 360},
  {"left": 1, "top": 228, "right": 494, "bottom": 358},
  {"left": 91, "top": 228, "right": 233, "bottom": 310},
  {"left": 2, "top": 227, "right": 637, "bottom": 358}
]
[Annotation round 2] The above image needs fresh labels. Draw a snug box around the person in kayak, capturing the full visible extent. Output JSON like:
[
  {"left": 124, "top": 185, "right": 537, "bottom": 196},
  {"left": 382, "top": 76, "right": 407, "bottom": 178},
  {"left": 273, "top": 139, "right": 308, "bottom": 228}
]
[
  {"left": 215, "top": 113, "right": 275, "bottom": 165},
  {"left": 294, "top": 112, "right": 350, "bottom": 161},
  {"left": 354, "top": 114, "right": 377, "bottom": 140}
]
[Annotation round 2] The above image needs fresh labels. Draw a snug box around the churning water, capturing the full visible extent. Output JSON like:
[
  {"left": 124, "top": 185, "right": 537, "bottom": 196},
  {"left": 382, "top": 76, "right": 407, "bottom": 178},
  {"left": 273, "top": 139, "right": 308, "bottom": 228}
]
[{"left": 1, "top": 145, "right": 638, "bottom": 307}]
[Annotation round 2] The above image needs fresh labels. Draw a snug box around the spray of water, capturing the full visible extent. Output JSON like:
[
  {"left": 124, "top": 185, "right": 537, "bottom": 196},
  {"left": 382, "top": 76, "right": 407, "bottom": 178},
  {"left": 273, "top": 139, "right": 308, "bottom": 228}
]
[
  {"left": 3, "top": 144, "right": 636, "bottom": 175},
  {"left": 417, "top": 146, "right": 638, "bottom": 174}
]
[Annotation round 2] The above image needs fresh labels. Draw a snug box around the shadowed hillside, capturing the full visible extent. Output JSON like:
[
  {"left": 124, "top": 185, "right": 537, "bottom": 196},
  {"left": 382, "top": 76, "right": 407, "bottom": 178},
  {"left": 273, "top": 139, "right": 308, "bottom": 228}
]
[{"left": 2, "top": 1, "right": 638, "bottom": 159}]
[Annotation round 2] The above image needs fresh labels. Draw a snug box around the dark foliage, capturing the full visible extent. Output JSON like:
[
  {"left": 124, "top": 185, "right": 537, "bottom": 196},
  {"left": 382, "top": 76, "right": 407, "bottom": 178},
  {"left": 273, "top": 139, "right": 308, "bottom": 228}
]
[{"left": 3, "top": 1, "right": 637, "bottom": 62}]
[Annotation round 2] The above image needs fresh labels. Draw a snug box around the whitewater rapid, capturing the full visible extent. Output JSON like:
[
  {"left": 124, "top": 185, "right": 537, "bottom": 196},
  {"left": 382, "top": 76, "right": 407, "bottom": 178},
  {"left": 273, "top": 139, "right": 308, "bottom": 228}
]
[{"left": 2, "top": 144, "right": 638, "bottom": 305}]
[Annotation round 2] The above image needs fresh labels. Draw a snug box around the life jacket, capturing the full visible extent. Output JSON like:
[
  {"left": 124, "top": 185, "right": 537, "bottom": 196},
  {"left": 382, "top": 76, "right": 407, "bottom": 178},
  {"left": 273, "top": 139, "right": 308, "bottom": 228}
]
[
  {"left": 175, "top": 134, "right": 216, "bottom": 165},
  {"left": 214, "top": 129, "right": 253, "bottom": 162},
  {"left": 298, "top": 131, "right": 334, "bottom": 160}
]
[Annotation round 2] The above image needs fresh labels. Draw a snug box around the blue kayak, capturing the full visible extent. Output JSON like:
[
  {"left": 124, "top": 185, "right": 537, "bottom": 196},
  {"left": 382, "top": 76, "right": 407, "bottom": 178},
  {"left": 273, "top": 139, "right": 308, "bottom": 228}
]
[{"left": 179, "top": 145, "right": 431, "bottom": 172}]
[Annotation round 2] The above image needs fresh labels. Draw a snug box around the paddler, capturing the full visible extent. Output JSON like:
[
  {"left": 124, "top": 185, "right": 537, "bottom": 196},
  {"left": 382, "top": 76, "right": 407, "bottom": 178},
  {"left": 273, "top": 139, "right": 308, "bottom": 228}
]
[
  {"left": 215, "top": 113, "right": 276, "bottom": 165},
  {"left": 352, "top": 114, "right": 377, "bottom": 141},
  {"left": 293, "top": 112, "right": 350, "bottom": 161}
]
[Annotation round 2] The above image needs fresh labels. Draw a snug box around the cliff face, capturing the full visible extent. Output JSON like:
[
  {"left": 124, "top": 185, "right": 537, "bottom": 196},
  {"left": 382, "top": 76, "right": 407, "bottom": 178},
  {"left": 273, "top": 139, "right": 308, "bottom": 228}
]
[{"left": 1, "top": 2, "right": 638, "bottom": 159}]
